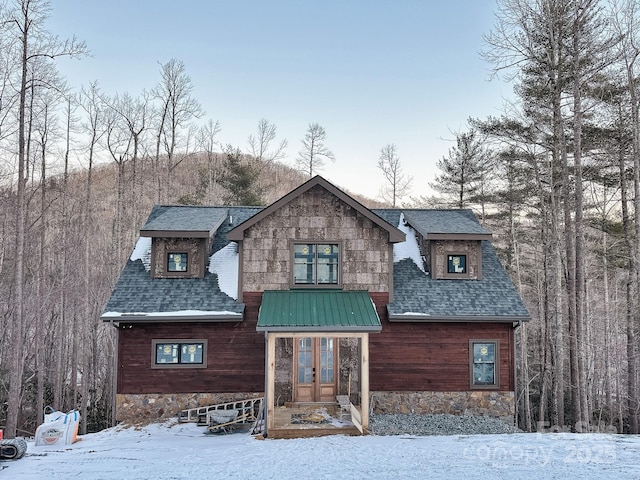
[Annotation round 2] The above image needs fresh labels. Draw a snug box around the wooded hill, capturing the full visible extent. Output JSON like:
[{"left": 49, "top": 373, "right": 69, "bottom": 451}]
[
  {"left": 2, "top": 0, "right": 640, "bottom": 437},
  {"left": 0, "top": 146, "right": 388, "bottom": 436}
]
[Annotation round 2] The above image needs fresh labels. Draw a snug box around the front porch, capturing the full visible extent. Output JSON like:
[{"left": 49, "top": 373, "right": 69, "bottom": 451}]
[
  {"left": 258, "top": 290, "right": 381, "bottom": 438},
  {"left": 263, "top": 332, "right": 372, "bottom": 438}
]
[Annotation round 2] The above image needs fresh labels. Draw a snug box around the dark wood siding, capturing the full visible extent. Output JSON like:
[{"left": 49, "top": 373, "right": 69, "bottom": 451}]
[
  {"left": 369, "top": 292, "right": 515, "bottom": 392},
  {"left": 116, "top": 292, "right": 265, "bottom": 394},
  {"left": 117, "top": 290, "right": 515, "bottom": 395}
]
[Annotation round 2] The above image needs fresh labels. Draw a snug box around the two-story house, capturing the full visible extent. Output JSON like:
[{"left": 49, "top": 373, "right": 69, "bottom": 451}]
[{"left": 102, "top": 175, "right": 530, "bottom": 437}]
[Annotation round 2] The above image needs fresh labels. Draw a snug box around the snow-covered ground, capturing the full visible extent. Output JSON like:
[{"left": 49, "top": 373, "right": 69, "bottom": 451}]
[{"left": 3, "top": 421, "right": 640, "bottom": 479}]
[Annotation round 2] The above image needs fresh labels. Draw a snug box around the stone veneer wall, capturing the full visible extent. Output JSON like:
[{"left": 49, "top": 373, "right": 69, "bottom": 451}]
[
  {"left": 116, "top": 390, "right": 514, "bottom": 425},
  {"left": 115, "top": 392, "right": 263, "bottom": 425},
  {"left": 371, "top": 391, "right": 515, "bottom": 424}
]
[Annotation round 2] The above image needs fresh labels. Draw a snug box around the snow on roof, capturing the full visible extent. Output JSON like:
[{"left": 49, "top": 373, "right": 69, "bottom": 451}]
[
  {"left": 102, "top": 310, "right": 242, "bottom": 318},
  {"left": 393, "top": 213, "right": 425, "bottom": 272},
  {"left": 209, "top": 242, "right": 239, "bottom": 300},
  {"left": 130, "top": 237, "right": 152, "bottom": 271}
]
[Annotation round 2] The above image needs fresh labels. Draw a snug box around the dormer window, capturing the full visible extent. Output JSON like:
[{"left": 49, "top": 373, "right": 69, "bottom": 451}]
[
  {"left": 168, "top": 252, "right": 188, "bottom": 272},
  {"left": 293, "top": 243, "right": 339, "bottom": 286},
  {"left": 447, "top": 255, "right": 466, "bottom": 274}
]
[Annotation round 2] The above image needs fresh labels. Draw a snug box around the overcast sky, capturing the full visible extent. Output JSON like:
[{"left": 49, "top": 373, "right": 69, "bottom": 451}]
[{"left": 47, "top": 0, "right": 513, "bottom": 201}]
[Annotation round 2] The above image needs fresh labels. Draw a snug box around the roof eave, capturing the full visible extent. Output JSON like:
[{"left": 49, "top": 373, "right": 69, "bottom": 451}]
[
  {"left": 424, "top": 233, "right": 493, "bottom": 240},
  {"left": 388, "top": 314, "right": 531, "bottom": 323},
  {"left": 101, "top": 313, "right": 243, "bottom": 323},
  {"left": 256, "top": 325, "right": 382, "bottom": 333},
  {"left": 139, "top": 230, "right": 211, "bottom": 238}
]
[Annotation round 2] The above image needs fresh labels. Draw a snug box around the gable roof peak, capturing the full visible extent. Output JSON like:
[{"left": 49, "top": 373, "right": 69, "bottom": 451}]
[{"left": 227, "top": 175, "right": 405, "bottom": 242}]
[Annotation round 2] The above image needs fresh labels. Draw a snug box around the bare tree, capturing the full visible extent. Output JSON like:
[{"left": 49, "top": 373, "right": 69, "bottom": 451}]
[
  {"left": 105, "top": 90, "right": 151, "bottom": 241},
  {"left": 611, "top": 0, "right": 640, "bottom": 434},
  {"left": 248, "top": 118, "right": 288, "bottom": 164},
  {"left": 296, "top": 122, "right": 335, "bottom": 177},
  {"left": 4, "top": 0, "right": 86, "bottom": 439},
  {"left": 196, "top": 119, "right": 222, "bottom": 203},
  {"left": 102, "top": 94, "right": 133, "bottom": 269},
  {"left": 153, "top": 59, "right": 203, "bottom": 201},
  {"left": 77, "top": 81, "right": 106, "bottom": 434},
  {"left": 377, "top": 143, "right": 412, "bottom": 207}
]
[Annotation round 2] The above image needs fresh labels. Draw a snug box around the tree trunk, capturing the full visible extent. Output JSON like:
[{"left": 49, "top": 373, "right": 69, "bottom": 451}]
[
  {"left": 572, "top": 24, "right": 588, "bottom": 430},
  {"left": 6, "top": 2, "right": 31, "bottom": 438}
]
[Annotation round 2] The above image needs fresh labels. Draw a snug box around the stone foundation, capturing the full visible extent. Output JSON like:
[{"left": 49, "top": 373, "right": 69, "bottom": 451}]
[
  {"left": 371, "top": 391, "right": 515, "bottom": 424},
  {"left": 116, "top": 390, "right": 514, "bottom": 426},
  {"left": 115, "top": 392, "right": 263, "bottom": 425}
]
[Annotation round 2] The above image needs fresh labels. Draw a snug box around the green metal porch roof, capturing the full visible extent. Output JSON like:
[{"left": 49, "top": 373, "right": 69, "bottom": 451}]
[{"left": 257, "top": 290, "right": 382, "bottom": 332}]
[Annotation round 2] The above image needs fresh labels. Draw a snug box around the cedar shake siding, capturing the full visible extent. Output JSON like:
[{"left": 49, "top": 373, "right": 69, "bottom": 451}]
[
  {"left": 239, "top": 184, "right": 392, "bottom": 293},
  {"left": 151, "top": 237, "right": 208, "bottom": 279}
]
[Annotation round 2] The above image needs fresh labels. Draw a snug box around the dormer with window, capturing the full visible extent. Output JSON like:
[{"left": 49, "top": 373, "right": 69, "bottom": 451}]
[
  {"left": 139, "top": 206, "right": 229, "bottom": 279},
  {"left": 402, "top": 210, "right": 492, "bottom": 280}
]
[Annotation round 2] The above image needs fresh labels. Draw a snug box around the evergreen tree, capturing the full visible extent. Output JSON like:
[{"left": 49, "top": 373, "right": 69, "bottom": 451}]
[
  {"left": 218, "top": 146, "right": 266, "bottom": 206},
  {"left": 430, "top": 127, "right": 494, "bottom": 214}
]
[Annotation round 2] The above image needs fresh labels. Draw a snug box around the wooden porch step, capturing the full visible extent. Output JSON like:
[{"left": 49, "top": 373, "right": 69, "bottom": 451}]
[{"left": 268, "top": 425, "right": 361, "bottom": 439}]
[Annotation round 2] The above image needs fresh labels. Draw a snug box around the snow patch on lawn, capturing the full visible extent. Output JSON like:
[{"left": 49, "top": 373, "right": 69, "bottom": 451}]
[{"left": 6, "top": 420, "right": 638, "bottom": 480}]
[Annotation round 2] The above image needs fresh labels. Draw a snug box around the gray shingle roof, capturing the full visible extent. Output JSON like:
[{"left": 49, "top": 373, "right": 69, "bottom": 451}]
[
  {"left": 212, "top": 207, "right": 263, "bottom": 254},
  {"left": 103, "top": 199, "right": 529, "bottom": 323},
  {"left": 371, "top": 209, "right": 402, "bottom": 228},
  {"left": 102, "top": 206, "right": 261, "bottom": 322},
  {"left": 102, "top": 261, "right": 244, "bottom": 321},
  {"left": 141, "top": 205, "right": 229, "bottom": 234},
  {"left": 402, "top": 209, "right": 492, "bottom": 236},
  {"left": 388, "top": 241, "right": 530, "bottom": 321}
]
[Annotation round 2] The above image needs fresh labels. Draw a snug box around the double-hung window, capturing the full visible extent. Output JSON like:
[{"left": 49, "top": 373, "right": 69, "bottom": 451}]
[
  {"left": 293, "top": 243, "right": 339, "bottom": 286},
  {"left": 470, "top": 340, "right": 499, "bottom": 388}
]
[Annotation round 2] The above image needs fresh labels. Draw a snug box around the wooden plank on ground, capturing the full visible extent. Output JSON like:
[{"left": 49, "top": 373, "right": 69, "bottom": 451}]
[{"left": 350, "top": 404, "right": 363, "bottom": 434}]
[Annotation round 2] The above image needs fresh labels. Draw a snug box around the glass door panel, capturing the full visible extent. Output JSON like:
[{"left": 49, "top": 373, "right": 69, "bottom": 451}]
[{"left": 294, "top": 337, "right": 337, "bottom": 403}]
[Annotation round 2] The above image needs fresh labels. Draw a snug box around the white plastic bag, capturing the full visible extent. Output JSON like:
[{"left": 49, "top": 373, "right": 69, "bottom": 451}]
[{"left": 34, "top": 406, "right": 81, "bottom": 446}]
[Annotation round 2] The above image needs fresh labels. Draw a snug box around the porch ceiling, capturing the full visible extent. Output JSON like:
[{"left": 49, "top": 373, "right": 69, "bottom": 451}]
[{"left": 257, "top": 290, "right": 381, "bottom": 333}]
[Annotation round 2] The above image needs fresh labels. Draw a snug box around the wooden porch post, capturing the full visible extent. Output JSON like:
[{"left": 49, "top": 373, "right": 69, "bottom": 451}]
[
  {"left": 361, "top": 333, "right": 370, "bottom": 431},
  {"left": 266, "top": 332, "right": 276, "bottom": 433}
]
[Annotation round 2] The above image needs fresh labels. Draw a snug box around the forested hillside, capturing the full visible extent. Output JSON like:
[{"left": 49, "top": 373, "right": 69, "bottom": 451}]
[{"left": 2, "top": 0, "right": 640, "bottom": 438}]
